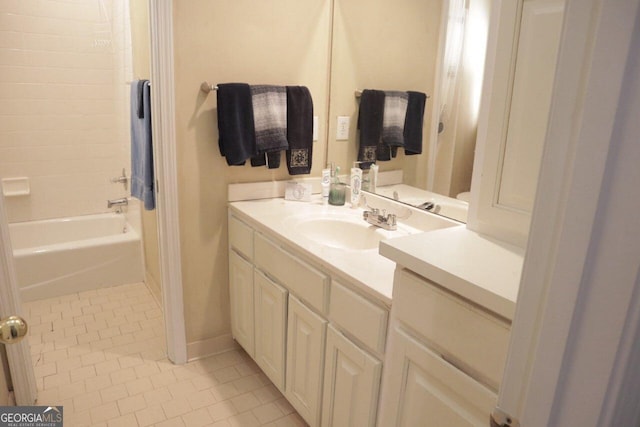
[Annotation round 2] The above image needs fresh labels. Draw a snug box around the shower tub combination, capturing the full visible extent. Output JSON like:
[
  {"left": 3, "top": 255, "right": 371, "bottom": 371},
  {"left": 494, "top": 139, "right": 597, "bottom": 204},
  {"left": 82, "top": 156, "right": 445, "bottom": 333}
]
[{"left": 10, "top": 213, "right": 144, "bottom": 302}]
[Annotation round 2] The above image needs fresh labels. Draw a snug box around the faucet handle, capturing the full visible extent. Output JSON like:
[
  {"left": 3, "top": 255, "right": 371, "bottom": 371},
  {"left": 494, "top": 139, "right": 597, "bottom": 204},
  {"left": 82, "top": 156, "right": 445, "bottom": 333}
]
[{"left": 387, "top": 214, "right": 396, "bottom": 227}]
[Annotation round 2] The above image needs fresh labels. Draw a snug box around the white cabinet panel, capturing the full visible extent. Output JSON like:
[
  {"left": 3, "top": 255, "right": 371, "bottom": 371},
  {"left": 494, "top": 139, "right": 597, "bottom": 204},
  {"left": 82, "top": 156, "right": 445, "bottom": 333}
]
[
  {"left": 469, "top": 0, "right": 565, "bottom": 247},
  {"left": 254, "top": 270, "right": 288, "bottom": 392},
  {"left": 321, "top": 325, "right": 381, "bottom": 427},
  {"left": 286, "top": 295, "right": 327, "bottom": 426},
  {"left": 378, "top": 324, "right": 496, "bottom": 427},
  {"left": 329, "top": 280, "right": 388, "bottom": 355},
  {"left": 254, "top": 233, "right": 330, "bottom": 314},
  {"left": 229, "top": 249, "right": 254, "bottom": 357},
  {"left": 229, "top": 215, "right": 254, "bottom": 260},
  {"left": 498, "top": 0, "right": 565, "bottom": 211}
]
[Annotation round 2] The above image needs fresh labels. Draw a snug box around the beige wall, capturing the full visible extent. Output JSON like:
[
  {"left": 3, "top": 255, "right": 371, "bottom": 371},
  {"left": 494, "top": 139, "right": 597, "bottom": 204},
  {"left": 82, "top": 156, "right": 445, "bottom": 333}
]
[
  {"left": 326, "top": 0, "right": 442, "bottom": 187},
  {"left": 0, "top": 0, "right": 133, "bottom": 222},
  {"left": 172, "top": 0, "right": 332, "bottom": 347}
]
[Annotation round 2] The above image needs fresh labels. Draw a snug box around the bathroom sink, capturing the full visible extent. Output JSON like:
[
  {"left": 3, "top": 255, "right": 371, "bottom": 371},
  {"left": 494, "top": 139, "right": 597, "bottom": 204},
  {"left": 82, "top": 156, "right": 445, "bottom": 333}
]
[{"left": 291, "top": 213, "right": 412, "bottom": 250}]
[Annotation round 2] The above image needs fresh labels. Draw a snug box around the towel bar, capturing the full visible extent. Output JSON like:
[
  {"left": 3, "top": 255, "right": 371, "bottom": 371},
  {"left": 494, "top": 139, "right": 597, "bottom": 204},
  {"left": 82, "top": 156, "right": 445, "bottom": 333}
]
[
  {"left": 355, "top": 89, "right": 430, "bottom": 99},
  {"left": 200, "top": 82, "right": 218, "bottom": 93}
]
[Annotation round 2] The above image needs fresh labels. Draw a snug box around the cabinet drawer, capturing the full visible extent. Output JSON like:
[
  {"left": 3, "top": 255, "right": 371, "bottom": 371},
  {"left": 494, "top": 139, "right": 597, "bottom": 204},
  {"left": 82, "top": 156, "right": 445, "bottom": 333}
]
[
  {"left": 394, "top": 268, "right": 510, "bottom": 391},
  {"left": 329, "top": 280, "right": 388, "bottom": 355},
  {"left": 254, "top": 233, "right": 330, "bottom": 314},
  {"left": 229, "top": 215, "right": 254, "bottom": 261}
]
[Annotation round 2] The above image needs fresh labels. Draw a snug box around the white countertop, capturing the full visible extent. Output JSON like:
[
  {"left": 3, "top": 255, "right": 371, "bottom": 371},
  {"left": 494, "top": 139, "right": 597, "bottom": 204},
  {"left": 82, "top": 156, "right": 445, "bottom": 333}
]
[
  {"left": 230, "top": 194, "right": 523, "bottom": 318},
  {"left": 379, "top": 226, "right": 524, "bottom": 320},
  {"left": 229, "top": 195, "right": 459, "bottom": 306}
]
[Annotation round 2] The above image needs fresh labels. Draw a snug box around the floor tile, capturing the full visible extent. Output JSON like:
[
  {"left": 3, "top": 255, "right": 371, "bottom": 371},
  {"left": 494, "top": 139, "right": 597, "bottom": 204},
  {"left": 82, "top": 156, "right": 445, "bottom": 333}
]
[{"left": 24, "top": 282, "right": 307, "bottom": 427}]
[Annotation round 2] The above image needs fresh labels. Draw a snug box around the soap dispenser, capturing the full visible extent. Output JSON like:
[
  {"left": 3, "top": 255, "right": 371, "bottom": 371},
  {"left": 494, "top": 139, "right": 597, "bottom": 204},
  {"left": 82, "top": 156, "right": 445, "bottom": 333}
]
[{"left": 350, "top": 161, "right": 363, "bottom": 208}]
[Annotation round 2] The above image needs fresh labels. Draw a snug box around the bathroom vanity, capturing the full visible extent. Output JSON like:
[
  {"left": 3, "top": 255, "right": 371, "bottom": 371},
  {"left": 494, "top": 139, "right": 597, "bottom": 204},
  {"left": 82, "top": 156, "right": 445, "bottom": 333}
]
[{"left": 228, "top": 195, "right": 522, "bottom": 426}]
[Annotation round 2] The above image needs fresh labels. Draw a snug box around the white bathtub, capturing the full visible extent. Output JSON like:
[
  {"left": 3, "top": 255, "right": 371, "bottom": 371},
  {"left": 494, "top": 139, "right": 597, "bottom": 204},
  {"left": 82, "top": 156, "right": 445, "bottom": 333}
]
[{"left": 10, "top": 213, "right": 145, "bottom": 302}]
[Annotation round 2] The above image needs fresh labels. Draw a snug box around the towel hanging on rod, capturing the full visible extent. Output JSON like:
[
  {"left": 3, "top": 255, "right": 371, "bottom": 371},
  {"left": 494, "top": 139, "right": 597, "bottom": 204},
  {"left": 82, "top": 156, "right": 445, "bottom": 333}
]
[{"left": 355, "top": 89, "right": 430, "bottom": 99}]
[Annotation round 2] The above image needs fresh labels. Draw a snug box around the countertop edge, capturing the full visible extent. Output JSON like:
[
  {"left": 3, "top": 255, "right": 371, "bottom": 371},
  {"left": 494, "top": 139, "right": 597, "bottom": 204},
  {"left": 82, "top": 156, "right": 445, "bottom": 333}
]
[{"left": 379, "top": 228, "right": 522, "bottom": 320}]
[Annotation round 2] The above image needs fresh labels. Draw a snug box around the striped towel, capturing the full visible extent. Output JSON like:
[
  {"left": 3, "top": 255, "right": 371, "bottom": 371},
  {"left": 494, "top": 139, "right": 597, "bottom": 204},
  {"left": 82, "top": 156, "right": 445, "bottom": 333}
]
[{"left": 250, "top": 85, "right": 288, "bottom": 168}]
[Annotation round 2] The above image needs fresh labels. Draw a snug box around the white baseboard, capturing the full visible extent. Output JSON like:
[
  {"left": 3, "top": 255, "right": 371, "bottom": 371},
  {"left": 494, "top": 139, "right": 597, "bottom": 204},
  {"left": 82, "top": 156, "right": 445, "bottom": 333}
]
[{"left": 186, "top": 333, "right": 239, "bottom": 362}]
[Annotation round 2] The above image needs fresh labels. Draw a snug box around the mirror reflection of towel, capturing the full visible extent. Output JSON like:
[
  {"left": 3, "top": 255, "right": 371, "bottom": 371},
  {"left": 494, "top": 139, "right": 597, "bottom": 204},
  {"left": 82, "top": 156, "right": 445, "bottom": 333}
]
[
  {"left": 404, "top": 91, "right": 427, "bottom": 155},
  {"left": 380, "top": 91, "right": 409, "bottom": 160}
]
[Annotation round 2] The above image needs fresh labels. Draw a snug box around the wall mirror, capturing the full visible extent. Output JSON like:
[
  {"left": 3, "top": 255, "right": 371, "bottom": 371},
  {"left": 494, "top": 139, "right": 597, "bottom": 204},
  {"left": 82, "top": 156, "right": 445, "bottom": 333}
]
[{"left": 326, "top": 0, "right": 491, "bottom": 223}]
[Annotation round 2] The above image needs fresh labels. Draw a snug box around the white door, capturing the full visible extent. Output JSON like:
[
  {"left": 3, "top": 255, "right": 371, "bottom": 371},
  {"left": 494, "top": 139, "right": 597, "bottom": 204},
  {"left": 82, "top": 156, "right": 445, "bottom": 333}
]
[
  {"left": 378, "top": 324, "right": 495, "bottom": 427},
  {"left": 254, "top": 270, "right": 287, "bottom": 392},
  {"left": 321, "top": 325, "right": 381, "bottom": 427},
  {"left": 0, "top": 198, "right": 38, "bottom": 405},
  {"left": 229, "top": 250, "right": 255, "bottom": 357},
  {"left": 285, "top": 295, "right": 327, "bottom": 426}
]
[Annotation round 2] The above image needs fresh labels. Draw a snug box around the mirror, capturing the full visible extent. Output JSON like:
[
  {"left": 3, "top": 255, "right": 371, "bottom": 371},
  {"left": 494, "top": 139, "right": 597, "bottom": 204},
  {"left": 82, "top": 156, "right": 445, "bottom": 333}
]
[{"left": 326, "top": 0, "right": 491, "bottom": 223}]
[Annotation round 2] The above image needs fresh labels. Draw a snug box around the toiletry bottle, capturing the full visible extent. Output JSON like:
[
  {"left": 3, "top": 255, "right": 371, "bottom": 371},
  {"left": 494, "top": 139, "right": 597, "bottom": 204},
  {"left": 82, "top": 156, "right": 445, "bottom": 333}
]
[
  {"left": 369, "top": 163, "right": 378, "bottom": 193},
  {"left": 321, "top": 164, "right": 331, "bottom": 204},
  {"left": 350, "top": 161, "right": 363, "bottom": 208}
]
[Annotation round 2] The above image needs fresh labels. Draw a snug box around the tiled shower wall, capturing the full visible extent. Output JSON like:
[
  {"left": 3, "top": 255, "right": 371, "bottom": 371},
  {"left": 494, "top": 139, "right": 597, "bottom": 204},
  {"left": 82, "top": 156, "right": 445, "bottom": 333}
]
[{"left": 0, "top": 0, "right": 133, "bottom": 222}]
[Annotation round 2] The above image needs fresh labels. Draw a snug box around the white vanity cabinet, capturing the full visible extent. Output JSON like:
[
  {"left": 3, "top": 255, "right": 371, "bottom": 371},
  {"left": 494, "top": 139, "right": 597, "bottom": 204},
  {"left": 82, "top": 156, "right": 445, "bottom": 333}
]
[
  {"left": 253, "top": 270, "right": 287, "bottom": 391},
  {"left": 228, "top": 211, "right": 389, "bottom": 427},
  {"left": 286, "top": 295, "right": 327, "bottom": 426},
  {"left": 228, "top": 247, "right": 255, "bottom": 357},
  {"left": 378, "top": 268, "right": 511, "bottom": 427},
  {"left": 321, "top": 325, "right": 382, "bottom": 427}
]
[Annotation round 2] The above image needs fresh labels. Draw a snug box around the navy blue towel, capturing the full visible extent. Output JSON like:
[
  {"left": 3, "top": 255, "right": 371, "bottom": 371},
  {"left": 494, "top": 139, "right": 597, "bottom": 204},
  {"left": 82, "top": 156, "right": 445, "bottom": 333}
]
[
  {"left": 404, "top": 91, "right": 427, "bottom": 155},
  {"left": 130, "top": 80, "right": 155, "bottom": 210},
  {"left": 216, "top": 83, "right": 256, "bottom": 166},
  {"left": 285, "top": 86, "right": 313, "bottom": 175},
  {"left": 357, "top": 89, "right": 385, "bottom": 170}
]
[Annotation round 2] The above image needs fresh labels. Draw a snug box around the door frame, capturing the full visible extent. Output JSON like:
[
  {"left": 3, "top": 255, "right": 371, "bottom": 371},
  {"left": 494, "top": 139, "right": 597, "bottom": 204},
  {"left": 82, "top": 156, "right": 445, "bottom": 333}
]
[{"left": 148, "top": 0, "right": 187, "bottom": 365}]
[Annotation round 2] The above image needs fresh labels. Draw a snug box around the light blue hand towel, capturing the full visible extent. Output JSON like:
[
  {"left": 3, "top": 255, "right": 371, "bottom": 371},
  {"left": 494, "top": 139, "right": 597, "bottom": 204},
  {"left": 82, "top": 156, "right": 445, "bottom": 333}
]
[{"left": 130, "top": 80, "right": 155, "bottom": 210}]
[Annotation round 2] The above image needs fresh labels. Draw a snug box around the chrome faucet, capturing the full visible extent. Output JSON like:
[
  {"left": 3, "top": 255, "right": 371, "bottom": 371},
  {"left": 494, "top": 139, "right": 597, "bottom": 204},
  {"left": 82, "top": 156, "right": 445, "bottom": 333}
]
[
  {"left": 363, "top": 208, "right": 397, "bottom": 231},
  {"left": 107, "top": 197, "right": 128, "bottom": 210},
  {"left": 111, "top": 168, "right": 128, "bottom": 191}
]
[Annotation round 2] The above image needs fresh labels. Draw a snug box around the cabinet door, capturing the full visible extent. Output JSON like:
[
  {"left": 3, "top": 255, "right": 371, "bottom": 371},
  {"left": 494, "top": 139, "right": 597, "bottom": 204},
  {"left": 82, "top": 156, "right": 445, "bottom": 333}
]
[
  {"left": 286, "top": 295, "right": 327, "bottom": 426},
  {"left": 254, "top": 270, "right": 288, "bottom": 392},
  {"left": 229, "top": 250, "right": 254, "bottom": 357},
  {"left": 378, "top": 323, "right": 496, "bottom": 427},
  {"left": 321, "top": 325, "right": 382, "bottom": 427}
]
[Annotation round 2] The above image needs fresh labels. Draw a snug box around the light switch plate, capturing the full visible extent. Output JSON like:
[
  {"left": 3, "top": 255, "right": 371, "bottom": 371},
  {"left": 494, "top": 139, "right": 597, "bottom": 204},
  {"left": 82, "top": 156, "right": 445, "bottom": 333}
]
[{"left": 337, "top": 116, "right": 350, "bottom": 140}]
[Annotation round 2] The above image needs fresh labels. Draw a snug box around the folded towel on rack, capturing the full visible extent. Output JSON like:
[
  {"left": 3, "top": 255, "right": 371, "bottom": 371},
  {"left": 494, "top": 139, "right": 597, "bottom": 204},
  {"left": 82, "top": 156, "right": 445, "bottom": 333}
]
[
  {"left": 285, "top": 86, "right": 314, "bottom": 175},
  {"left": 130, "top": 80, "right": 155, "bottom": 210},
  {"left": 357, "top": 89, "right": 385, "bottom": 170},
  {"left": 404, "top": 91, "right": 427, "bottom": 155},
  {"left": 216, "top": 83, "right": 256, "bottom": 166},
  {"left": 379, "top": 90, "right": 409, "bottom": 160},
  {"left": 251, "top": 85, "right": 288, "bottom": 169}
]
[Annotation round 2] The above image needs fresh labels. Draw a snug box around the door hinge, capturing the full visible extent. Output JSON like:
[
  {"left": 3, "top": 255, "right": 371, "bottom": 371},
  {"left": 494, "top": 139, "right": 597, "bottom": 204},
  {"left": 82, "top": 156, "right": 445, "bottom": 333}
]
[{"left": 491, "top": 407, "right": 520, "bottom": 427}]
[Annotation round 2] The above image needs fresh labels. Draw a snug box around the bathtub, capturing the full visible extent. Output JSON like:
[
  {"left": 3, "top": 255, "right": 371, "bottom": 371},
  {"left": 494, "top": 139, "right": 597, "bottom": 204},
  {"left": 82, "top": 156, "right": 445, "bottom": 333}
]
[{"left": 9, "top": 213, "right": 145, "bottom": 302}]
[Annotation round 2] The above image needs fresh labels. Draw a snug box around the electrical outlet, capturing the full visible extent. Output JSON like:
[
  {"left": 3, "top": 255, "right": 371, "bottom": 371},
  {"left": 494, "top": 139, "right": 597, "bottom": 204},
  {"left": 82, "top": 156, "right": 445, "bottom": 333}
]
[{"left": 336, "top": 116, "right": 350, "bottom": 140}]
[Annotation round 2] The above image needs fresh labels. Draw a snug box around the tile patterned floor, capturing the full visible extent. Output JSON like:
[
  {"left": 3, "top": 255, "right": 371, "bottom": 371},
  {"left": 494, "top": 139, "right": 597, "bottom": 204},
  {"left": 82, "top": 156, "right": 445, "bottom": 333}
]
[{"left": 23, "top": 282, "right": 307, "bottom": 427}]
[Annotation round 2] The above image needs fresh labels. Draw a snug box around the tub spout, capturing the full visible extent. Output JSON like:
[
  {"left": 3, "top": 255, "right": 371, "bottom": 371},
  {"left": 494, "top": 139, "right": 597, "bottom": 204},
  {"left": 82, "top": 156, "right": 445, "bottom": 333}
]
[{"left": 107, "top": 198, "right": 128, "bottom": 209}]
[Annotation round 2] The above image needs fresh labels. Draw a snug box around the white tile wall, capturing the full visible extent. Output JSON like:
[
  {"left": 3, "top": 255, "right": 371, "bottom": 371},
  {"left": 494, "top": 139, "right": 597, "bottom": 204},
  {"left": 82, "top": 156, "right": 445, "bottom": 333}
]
[{"left": 0, "top": 0, "right": 134, "bottom": 222}]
